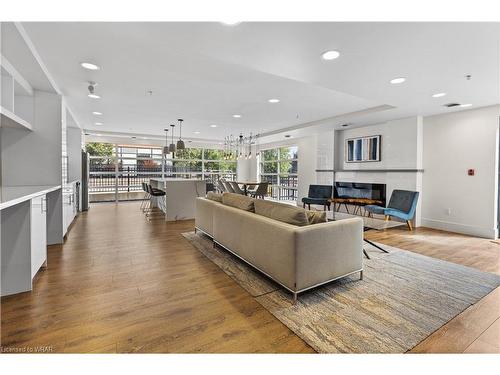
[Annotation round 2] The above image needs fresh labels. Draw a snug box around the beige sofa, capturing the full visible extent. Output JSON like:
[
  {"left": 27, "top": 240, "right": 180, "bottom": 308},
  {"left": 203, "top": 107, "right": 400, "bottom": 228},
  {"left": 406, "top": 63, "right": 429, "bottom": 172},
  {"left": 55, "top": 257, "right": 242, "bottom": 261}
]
[{"left": 195, "top": 195, "right": 364, "bottom": 301}]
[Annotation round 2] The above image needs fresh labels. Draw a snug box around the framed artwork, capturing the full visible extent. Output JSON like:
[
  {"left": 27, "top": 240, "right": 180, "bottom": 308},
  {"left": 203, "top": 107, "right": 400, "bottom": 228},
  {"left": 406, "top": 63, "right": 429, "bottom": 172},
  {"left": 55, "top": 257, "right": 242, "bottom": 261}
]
[{"left": 345, "top": 135, "right": 381, "bottom": 163}]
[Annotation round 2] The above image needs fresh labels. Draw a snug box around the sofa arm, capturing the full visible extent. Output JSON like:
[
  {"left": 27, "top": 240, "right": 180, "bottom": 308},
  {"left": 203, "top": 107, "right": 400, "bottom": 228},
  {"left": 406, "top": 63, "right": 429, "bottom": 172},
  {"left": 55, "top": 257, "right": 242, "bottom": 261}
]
[{"left": 294, "top": 218, "right": 364, "bottom": 291}]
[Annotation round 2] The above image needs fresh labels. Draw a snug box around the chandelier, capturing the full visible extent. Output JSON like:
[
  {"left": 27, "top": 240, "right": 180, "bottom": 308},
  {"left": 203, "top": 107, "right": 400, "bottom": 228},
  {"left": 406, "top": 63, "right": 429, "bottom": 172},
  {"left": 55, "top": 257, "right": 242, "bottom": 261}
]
[{"left": 223, "top": 132, "right": 260, "bottom": 160}]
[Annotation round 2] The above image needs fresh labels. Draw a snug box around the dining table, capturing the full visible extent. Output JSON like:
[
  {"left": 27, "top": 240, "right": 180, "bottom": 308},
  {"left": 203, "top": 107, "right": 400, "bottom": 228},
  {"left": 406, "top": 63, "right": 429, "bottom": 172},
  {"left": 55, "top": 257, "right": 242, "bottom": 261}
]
[{"left": 234, "top": 181, "right": 260, "bottom": 195}]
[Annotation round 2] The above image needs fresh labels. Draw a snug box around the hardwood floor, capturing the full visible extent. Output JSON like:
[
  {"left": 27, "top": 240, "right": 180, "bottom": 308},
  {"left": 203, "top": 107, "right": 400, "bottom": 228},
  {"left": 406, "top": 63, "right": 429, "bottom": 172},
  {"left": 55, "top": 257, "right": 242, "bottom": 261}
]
[{"left": 1, "top": 202, "right": 499, "bottom": 353}]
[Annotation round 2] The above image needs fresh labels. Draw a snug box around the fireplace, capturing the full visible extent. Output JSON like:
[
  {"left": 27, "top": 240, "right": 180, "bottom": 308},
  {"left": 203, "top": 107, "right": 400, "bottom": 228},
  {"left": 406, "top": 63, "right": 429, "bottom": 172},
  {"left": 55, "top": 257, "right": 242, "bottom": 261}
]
[{"left": 334, "top": 182, "right": 387, "bottom": 208}]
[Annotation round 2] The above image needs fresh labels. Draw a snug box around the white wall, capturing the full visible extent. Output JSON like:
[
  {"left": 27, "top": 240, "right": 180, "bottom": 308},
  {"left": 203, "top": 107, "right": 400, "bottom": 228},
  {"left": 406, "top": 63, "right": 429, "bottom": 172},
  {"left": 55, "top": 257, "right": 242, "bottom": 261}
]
[
  {"left": 422, "top": 105, "right": 499, "bottom": 238},
  {"left": 334, "top": 117, "right": 424, "bottom": 225}
]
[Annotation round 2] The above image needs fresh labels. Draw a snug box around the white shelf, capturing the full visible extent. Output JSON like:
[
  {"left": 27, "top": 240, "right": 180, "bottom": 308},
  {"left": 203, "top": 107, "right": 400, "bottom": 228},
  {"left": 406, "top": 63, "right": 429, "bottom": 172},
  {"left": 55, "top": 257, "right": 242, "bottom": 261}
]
[
  {"left": 0, "top": 105, "right": 33, "bottom": 131},
  {"left": 0, "top": 185, "right": 61, "bottom": 211}
]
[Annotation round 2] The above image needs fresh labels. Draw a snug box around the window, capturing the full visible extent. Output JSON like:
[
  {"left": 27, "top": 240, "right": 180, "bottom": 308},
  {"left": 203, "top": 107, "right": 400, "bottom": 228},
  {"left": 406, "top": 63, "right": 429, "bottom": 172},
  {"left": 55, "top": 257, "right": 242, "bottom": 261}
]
[
  {"left": 87, "top": 143, "right": 236, "bottom": 202},
  {"left": 260, "top": 146, "right": 298, "bottom": 202}
]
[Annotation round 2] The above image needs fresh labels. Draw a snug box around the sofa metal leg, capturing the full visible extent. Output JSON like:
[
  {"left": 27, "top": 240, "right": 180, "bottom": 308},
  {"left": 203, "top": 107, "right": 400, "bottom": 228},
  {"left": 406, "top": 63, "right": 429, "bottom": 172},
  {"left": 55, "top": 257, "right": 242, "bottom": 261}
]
[
  {"left": 360, "top": 270, "right": 364, "bottom": 280},
  {"left": 385, "top": 215, "right": 390, "bottom": 221},
  {"left": 303, "top": 203, "right": 305, "bottom": 208},
  {"left": 293, "top": 292, "right": 298, "bottom": 304}
]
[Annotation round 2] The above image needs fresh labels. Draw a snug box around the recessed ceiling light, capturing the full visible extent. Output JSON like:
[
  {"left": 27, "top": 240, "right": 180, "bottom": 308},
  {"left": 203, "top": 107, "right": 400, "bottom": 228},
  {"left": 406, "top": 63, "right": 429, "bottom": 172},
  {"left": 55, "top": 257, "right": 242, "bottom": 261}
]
[
  {"left": 194, "top": 131, "right": 201, "bottom": 134},
  {"left": 341, "top": 123, "right": 349, "bottom": 127},
  {"left": 92, "top": 111, "right": 102, "bottom": 115},
  {"left": 81, "top": 62, "right": 100, "bottom": 70},
  {"left": 460, "top": 103, "right": 472, "bottom": 107},
  {"left": 210, "top": 124, "right": 218, "bottom": 128},
  {"left": 432, "top": 93, "right": 447, "bottom": 98},
  {"left": 284, "top": 135, "right": 291, "bottom": 138},
  {"left": 390, "top": 77, "right": 406, "bottom": 84},
  {"left": 221, "top": 21, "right": 241, "bottom": 26},
  {"left": 268, "top": 98, "right": 280, "bottom": 103},
  {"left": 88, "top": 94, "right": 101, "bottom": 99},
  {"left": 95, "top": 122, "right": 103, "bottom": 125},
  {"left": 232, "top": 114, "right": 241, "bottom": 118},
  {"left": 321, "top": 50, "right": 340, "bottom": 60}
]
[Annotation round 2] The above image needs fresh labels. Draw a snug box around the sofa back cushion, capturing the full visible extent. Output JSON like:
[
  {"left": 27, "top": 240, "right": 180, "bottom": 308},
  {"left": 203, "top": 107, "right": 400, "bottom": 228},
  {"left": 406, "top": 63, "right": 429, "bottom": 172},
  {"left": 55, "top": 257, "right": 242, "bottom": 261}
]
[
  {"left": 206, "top": 191, "right": 223, "bottom": 202},
  {"left": 222, "top": 192, "right": 255, "bottom": 212},
  {"left": 306, "top": 210, "right": 327, "bottom": 224},
  {"left": 254, "top": 199, "right": 309, "bottom": 226}
]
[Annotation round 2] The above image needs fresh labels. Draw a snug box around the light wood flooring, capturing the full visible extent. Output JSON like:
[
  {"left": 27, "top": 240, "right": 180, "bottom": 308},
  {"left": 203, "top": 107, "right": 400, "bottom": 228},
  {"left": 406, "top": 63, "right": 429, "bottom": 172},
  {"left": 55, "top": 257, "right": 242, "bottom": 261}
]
[{"left": 1, "top": 202, "right": 499, "bottom": 353}]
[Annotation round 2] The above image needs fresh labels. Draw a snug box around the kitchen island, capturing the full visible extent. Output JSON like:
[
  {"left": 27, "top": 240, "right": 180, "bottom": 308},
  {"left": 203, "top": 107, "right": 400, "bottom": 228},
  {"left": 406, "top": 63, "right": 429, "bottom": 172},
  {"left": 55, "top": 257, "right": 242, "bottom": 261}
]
[{"left": 149, "top": 178, "right": 206, "bottom": 221}]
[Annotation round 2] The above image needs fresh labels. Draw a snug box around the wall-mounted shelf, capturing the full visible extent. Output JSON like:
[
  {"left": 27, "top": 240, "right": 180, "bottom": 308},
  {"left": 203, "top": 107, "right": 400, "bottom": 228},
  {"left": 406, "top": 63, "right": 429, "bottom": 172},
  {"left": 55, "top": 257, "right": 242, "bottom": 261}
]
[
  {"left": 316, "top": 169, "right": 424, "bottom": 173},
  {"left": 1, "top": 54, "right": 34, "bottom": 131},
  {"left": 0, "top": 105, "right": 33, "bottom": 131}
]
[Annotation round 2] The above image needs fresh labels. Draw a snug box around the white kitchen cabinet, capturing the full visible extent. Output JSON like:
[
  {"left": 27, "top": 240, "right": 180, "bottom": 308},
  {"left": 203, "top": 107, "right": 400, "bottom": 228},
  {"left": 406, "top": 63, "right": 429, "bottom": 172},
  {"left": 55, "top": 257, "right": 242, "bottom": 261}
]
[
  {"left": 30, "top": 195, "right": 47, "bottom": 278},
  {"left": 63, "top": 181, "right": 79, "bottom": 236}
]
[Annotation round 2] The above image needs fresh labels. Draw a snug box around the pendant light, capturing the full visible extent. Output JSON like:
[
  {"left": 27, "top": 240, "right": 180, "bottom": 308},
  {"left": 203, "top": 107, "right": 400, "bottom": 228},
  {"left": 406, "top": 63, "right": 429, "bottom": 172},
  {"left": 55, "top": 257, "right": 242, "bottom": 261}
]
[
  {"left": 168, "top": 124, "right": 176, "bottom": 153},
  {"left": 163, "top": 128, "right": 169, "bottom": 155},
  {"left": 176, "top": 118, "right": 185, "bottom": 150}
]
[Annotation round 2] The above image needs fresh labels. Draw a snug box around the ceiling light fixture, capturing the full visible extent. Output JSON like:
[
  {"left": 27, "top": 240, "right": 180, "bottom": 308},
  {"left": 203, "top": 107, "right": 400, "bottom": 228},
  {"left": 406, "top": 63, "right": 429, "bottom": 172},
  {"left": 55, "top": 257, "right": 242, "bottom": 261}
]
[
  {"left": 194, "top": 131, "right": 200, "bottom": 134},
  {"left": 390, "top": 77, "right": 406, "bottom": 84},
  {"left": 268, "top": 98, "right": 280, "bottom": 103},
  {"left": 95, "top": 122, "right": 103, "bottom": 125},
  {"left": 81, "top": 62, "right": 100, "bottom": 70},
  {"left": 92, "top": 111, "right": 102, "bottom": 115},
  {"left": 232, "top": 114, "right": 241, "bottom": 118},
  {"left": 163, "top": 128, "right": 169, "bottom": 155},
  {"left": 210, "top": 124, "right": 218, "bottom": 128},
  {"left": 169, "top": 124, "right": 176, "bottom": 153},
  {"left": 87, "top": 82, "right": 100, "bottom": 99},
  {"left": 321, "top": 50, "right": 340, "bottom": 60},
  {"left": 460, "top": 103, "right": 472, "bottom": 108},
  {"left": 221, "top": 21, "right": 241, "bottom": 26},
  {"left": 176, "top": 119, "right": 185, "bottom": 150},
  {"left": 432, "top": 93, "right": 447, "bottom": 98}
]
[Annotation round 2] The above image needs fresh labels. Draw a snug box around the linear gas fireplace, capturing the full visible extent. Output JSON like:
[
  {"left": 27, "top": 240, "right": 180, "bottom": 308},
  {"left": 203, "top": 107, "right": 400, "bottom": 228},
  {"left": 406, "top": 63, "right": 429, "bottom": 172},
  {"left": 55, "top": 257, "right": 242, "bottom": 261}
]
[{"left": 334, "top": 182, "right": 387, "bottom": 213}]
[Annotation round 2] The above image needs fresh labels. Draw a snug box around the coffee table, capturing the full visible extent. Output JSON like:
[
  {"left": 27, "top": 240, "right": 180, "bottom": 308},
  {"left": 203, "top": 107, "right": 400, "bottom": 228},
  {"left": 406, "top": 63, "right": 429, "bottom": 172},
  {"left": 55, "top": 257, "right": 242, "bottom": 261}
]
[{"left": 326, "top": 212, "right": 405, "bottom": 259}]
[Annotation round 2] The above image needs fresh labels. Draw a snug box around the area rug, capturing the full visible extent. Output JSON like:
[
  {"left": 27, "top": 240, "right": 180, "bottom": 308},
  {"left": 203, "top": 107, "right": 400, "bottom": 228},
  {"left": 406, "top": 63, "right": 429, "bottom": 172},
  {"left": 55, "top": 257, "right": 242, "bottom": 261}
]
[{"left": 182, "top": 231, "right": 500, "bottom": 353}]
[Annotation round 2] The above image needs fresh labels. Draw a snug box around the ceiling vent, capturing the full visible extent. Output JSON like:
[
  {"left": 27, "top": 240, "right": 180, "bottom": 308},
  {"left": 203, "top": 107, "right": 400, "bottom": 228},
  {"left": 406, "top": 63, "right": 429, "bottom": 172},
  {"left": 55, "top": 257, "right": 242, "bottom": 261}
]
[{"left": 444, "top": 103, "right": 461, "bottom": 108}]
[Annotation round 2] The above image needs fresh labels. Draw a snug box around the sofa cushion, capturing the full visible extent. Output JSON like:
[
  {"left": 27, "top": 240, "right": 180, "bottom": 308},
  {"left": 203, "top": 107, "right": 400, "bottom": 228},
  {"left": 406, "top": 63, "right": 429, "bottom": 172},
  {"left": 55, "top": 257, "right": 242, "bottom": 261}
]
[
  {"left": 306, "top": 210, "right": 327, "bottom": 224},
  {"left": 222, "top": 192, "right": 255, "bottom": 212},
  {"left": 206, "top": 191, "right": 223, "bottom": 202},
  {"left": 254, "top": 199, "right": 309, "bottom": 226}
]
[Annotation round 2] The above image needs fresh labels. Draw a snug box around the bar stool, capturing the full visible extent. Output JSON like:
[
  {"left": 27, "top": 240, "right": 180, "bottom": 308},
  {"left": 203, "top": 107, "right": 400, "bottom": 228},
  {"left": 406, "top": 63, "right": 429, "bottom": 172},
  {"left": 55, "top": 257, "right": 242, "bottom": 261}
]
[
  {"left": 140, "top": 182, "right": 150, "bottom": 211},
  {"left": 145, "top": 184, "right": 166, "bottom": 220}
]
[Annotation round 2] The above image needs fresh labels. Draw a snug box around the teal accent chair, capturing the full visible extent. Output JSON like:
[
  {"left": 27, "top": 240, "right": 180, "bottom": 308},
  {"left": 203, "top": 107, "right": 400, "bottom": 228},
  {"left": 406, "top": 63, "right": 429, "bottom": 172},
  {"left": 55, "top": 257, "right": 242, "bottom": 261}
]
[{"left": 365, "top": 190, "right": 419, "bottom": 230}]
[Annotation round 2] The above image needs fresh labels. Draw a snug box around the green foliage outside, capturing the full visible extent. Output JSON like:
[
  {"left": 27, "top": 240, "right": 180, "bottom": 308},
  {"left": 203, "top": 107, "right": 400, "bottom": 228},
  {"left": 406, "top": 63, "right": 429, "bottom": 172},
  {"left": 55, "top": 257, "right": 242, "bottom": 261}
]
[
  {"left": 261, "top": 147, "right": 298, "bottom": 175},
  {"left": 86, "top": 142, "right": 114, "bottom": 165},
  {"left": 174, "top": 148, "right": 236, "bottom": 173}
]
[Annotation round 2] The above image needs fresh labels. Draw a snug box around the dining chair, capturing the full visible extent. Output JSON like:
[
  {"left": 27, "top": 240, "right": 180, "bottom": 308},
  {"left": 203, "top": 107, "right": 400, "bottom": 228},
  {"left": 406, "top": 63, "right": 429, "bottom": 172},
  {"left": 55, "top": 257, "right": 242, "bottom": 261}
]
[
  {"left": 229, "top": 181, "right": 246, "bottom": 195},
  {"left": 217, "top": 179, "right": 227, "bottom": 193},
  {"left": 250, "top": 182, "right": 269, "bottom": 199},
  {"left": 223, "top": 181, "right": 235, "bottom": 193}
]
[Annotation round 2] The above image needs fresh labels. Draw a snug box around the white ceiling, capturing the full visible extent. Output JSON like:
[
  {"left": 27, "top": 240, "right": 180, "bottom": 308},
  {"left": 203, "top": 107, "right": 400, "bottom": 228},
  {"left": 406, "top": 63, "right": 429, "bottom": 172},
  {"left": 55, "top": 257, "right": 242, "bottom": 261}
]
[{"left": 18, "top": 22, "right": 500, "bottom": 142}]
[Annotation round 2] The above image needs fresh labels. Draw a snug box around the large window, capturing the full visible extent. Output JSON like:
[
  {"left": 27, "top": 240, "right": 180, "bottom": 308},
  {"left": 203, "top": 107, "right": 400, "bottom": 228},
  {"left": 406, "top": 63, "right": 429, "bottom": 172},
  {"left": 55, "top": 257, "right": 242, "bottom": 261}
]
[
  {"left": 87, "top": 143, "right": 236, "bottom": 202},
  {"left": 260, "top": 146, "right": 298, "bottom": 202}
]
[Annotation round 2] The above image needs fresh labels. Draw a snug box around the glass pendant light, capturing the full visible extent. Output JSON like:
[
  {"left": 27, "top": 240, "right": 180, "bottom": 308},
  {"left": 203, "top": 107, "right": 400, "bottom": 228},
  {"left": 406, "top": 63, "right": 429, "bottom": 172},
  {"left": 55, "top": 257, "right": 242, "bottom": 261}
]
[
  {"left": 168, "top": 124, "right": 176, "bottom": 153},
  {"left": 176, "top": 118, "right": 185, "bottom": 150},
  {"left": 163, "top": 128, "right": 169, "bottom": 155}
]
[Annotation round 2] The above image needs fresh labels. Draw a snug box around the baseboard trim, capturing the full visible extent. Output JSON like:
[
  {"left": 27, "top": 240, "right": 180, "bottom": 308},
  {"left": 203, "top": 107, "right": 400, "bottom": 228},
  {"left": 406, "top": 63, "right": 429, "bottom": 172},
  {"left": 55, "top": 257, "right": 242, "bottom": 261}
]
[{"left": 421, "top": 218, "right": 497, "bottom": 239}]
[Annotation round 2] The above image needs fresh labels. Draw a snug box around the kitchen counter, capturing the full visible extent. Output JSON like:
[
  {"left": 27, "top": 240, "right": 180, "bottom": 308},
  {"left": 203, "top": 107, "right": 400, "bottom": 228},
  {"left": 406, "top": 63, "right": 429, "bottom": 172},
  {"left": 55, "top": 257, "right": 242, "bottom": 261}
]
[{"left": 0, "top": 185, "right": 61, "bottom": 210}]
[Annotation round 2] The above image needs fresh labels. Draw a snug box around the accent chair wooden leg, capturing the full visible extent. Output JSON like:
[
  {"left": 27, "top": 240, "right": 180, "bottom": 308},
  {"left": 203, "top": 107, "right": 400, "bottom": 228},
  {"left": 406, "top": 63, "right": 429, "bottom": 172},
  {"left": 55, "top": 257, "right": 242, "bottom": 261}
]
[
  {"left": 303, "top": 203, "right": 305, "bottom": 208},
  {"left": 323, "top": 204, "right": 326, "bottom": 211},
  {"left": 308, "top": 204, "right": 311, "bottom": 210},
  {"left": 384, "top": 215, "right": 390, "bottom": 221},
  {"left": 327, "top": 204, "right": 331, "bottom": 211},
  {"left": 406, "top": 220, "right": 413, "bottom": 231}
]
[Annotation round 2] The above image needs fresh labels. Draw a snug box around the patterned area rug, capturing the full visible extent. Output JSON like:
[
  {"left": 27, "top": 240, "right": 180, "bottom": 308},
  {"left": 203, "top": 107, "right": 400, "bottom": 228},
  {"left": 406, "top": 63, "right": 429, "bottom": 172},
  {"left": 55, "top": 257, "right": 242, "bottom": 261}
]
[{"left": 182, "top": 231, "right": 500, "bottom": 353}]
